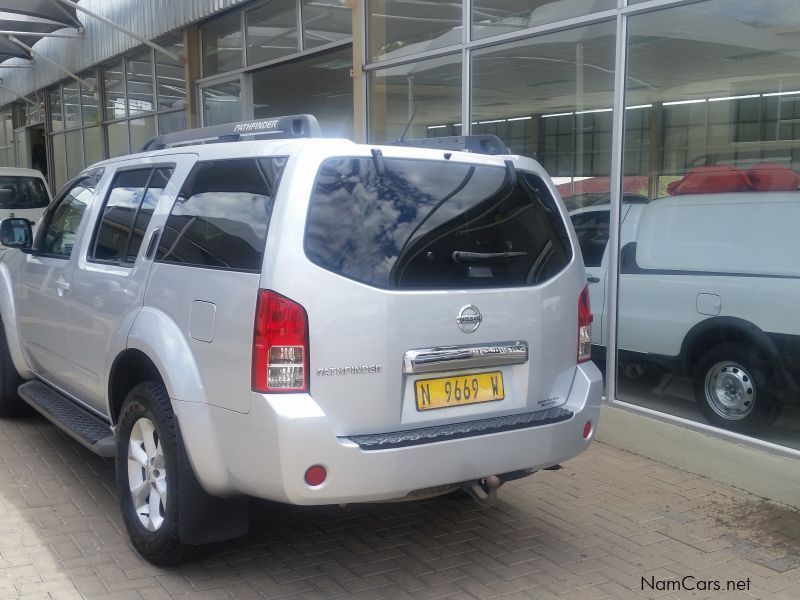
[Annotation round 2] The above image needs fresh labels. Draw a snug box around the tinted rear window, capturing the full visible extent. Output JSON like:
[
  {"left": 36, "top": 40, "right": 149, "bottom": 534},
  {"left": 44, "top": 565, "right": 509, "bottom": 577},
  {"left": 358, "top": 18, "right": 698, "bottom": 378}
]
[
  {"left": 305, "top": 158, "right": 572, "bottom": 289},
  {"left": 0, "top": 176, "right": 48, "bottom": 209},
  {"left": 156, "top": 158, "right": 284, "bottom": 272}
]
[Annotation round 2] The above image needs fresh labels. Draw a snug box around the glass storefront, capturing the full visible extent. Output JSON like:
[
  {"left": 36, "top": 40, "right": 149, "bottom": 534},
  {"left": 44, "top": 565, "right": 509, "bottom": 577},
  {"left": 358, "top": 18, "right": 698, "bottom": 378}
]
[
  {"left": 614, "top": 0, "right": 800, "bottom": 449},
  {"left": 198, "top": 0, "right": 354, "bottom": 131},
  {"left": 252, "top": 46, "right": 353, "bottom": 138},
  {"left": 364, "top": 0, "right": 800, "bottom": 452}
]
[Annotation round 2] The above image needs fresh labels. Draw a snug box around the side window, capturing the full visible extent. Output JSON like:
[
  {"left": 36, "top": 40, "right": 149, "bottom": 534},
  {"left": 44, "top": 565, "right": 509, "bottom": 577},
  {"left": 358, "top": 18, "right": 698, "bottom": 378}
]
[
  {"left": 91, "top": 166, "right": 174, "bottom": 264},
  {"left": 156, "top": 158, "right": 282, "bottom": 272},
  {"left": 570, "top": 210, "right": 610, "bottom": 268},
  {"left": 40, "top": 173, "right": 101, "bottom": 257}
]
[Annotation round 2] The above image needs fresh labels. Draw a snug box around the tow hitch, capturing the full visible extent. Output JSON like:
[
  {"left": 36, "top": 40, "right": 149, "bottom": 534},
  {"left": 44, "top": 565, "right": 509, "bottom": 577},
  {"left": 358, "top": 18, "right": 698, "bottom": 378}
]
[{"left": 464, "top": 475, "right": 502, "bottom": 507}]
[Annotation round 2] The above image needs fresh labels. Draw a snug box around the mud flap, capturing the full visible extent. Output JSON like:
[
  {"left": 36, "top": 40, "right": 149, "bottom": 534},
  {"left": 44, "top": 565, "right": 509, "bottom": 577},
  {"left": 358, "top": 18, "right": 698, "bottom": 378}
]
[{"left": 175, "top": 423, "right": 249, "bottom": 545}]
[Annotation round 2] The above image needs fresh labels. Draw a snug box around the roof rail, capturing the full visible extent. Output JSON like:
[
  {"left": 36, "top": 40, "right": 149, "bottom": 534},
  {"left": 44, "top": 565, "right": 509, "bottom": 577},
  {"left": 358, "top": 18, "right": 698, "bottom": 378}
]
[
  {"left": 139, "top": 114, "right": 322, "bottom": 152},
  {"left": 391, "top": 134, "right": 511, "bottom": 156}
]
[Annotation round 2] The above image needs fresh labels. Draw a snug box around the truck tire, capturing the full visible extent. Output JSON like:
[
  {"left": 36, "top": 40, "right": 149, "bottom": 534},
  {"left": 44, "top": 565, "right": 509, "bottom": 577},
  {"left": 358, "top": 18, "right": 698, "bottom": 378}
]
[
  {"left": 116, "top": 381, "right": 204, "bottom": 566},
  {"left": 0, "top": 319, "right": 25, "bottom": 418},
  {"left": 693, "top": 342, "right": 780, "bottom": 434}
]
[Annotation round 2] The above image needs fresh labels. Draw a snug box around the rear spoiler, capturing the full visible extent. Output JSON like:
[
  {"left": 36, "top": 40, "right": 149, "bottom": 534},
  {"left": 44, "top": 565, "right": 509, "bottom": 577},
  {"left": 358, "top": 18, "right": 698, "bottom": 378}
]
[{"left": 390, "top": 134, "right": 511, "bottom": 156}]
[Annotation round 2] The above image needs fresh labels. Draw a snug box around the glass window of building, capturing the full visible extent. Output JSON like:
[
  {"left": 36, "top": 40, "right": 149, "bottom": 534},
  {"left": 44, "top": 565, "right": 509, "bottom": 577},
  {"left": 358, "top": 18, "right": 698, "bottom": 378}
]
[
  {"left": 63, "top": 82, "right": 81, "bottom": 129},
  {"left": 368, "top": 53, "right": 462, "bottom": 142},
  {"left": 472, "top": 1, "right": 616, "bottom": 40},
  {"left": 245, "top": 0, "right": 298, "bottom": 65},
  {"left": 107, "top": 121, "right": 129, "bottom": 159},
  {"left": 302, "top": 0, "right": 352, "bottom": 49},
  {"left": 202, "top": 80, "right": 242, "bottom": 126},
  {"left": 126, "top": 48, "right": 155, "bottom": 116},
  {"left": 367, "top": 0, "right": 463, "bottom": 63},
  {"left": 472, "top": 21, "right": 616, "bottom": 182},
  {"left": 104, "top": 60, "right": 126, "bottom": 121},
  {"left": 252, "top": 46, "right": 353, "bottom": 138},
  {"left": 156, "top": 36, "right": 186, "bottom": 113},
  {"left": 129, "top": 116, "right": 156, "bottom": 154},
  {"left": 0, "top": 108, "right": 13, "bottom": 167},
  {"left": 80, "top": 72, "right": 99, "bottom": 126},
  {"left": 65, "top": 129, "right": 84, "bottom": 179},
  {"left": 202, "top": 12, "right": 244, "bottom": 76},
  {"left": 50, "top": 86, "right": 64, "bottom": 132},
  {"left": 613, "top": 0, "right": 800, "bottom": 448}
]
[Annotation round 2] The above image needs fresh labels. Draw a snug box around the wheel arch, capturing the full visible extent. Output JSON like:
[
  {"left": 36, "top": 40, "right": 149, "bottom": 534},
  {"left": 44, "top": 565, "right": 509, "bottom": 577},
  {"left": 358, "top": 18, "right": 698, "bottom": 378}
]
[
  {"left": 108, "top": 349, "right": 165, "bottom": 425},
  {"left": 681, "top": 317, "right": 791, "bottom": 394}
]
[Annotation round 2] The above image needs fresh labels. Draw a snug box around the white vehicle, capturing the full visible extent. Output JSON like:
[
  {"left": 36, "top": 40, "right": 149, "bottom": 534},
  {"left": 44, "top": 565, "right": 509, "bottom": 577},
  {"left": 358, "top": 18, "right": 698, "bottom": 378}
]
[
  {"left": 0, "top": 168, "right": 51, "bottom": 240},
  {"left": 0, "top": 116, "right": 602, "bottom": 565},
  {"left": 570, "top": 193, "right": 800, "bottom": 433}
]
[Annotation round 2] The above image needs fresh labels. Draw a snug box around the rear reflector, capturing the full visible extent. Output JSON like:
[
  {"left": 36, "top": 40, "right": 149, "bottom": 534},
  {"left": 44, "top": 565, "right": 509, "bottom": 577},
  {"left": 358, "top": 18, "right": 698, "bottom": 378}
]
[
  {"left": 304, "top": 465, "right": 327, "bottom": 487},
  {"left": 252, "top": 290, "right": 309, "bottom": 393},
  {"left": 583, "top": 421, "right": 592, "bottom": 439},
  {"left": 578, "top": 284, "right": 593, "bottom": 364}
]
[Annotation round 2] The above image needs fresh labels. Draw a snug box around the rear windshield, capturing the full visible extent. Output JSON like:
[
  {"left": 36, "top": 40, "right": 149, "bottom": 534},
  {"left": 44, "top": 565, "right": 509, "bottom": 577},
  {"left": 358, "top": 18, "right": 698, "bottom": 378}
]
[
  {"left": 0, "top": 176, "right": 48, "bottom": 210},
  {"left": 304, "top": 157, "right": 572, "bottom": 289}
]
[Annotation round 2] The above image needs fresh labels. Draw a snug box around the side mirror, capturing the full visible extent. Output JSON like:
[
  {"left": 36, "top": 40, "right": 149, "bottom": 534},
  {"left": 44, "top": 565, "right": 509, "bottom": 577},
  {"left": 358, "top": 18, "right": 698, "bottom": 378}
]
[{"left": 0, "top": 218, "right": 33, "bottom": 250}]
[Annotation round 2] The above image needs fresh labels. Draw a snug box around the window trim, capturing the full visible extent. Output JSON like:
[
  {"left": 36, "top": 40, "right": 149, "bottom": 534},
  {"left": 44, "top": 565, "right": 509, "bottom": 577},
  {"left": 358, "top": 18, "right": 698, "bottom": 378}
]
[{"left": 87, "top": 163, "right": 175, "bottom": 268}]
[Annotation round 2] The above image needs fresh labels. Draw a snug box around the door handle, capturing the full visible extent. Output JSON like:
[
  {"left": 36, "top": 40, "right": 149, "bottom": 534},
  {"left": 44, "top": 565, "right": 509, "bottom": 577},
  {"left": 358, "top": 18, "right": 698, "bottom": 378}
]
[
  {"left": 587, "top": 276, "right": 600, "bottom": 283},
  {"left": 55, "top": 277, "right": 70, "bottom": 296}
]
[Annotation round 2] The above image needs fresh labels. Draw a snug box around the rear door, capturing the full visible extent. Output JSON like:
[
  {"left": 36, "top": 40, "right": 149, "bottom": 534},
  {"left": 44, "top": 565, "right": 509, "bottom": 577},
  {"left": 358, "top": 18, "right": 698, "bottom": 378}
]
[
  {"left": 65, "top": 157, "right": 193, "bottom": 411},
  {"left": 286, "top": 154, "right": 580, "bottom": 436}
]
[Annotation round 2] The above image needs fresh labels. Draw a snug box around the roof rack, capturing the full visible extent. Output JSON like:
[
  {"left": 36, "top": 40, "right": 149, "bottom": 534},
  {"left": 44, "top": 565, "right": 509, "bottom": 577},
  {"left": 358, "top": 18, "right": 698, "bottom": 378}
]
[
  {"left": 391, "top": 134, "right": 511, "bottom": 156},
  {"left": 140, "top": 114, "right": 322, "bottom": 152}
]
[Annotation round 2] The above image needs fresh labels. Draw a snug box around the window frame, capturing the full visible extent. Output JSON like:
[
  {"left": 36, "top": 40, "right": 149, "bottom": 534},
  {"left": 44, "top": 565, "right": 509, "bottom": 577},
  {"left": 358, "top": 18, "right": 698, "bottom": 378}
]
[
  {"left": 34, "top": 169, "right": 104, "bottom": 260},
  {"left": 87, "top": 163, "right": 175, "bottom": 267},
  {"left": 154, "top": 157, "right": 285, "bottom": 273}
]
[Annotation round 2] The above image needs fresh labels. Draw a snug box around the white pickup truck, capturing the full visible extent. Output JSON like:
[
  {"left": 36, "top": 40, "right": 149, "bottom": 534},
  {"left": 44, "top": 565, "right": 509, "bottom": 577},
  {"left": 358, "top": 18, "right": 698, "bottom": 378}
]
[{"left": 570, "top": 193, "right": 800, "bottom": 433}]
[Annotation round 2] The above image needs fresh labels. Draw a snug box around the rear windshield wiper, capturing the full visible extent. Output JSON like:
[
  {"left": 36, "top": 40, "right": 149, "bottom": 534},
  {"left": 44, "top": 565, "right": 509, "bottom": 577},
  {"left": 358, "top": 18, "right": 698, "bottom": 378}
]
[{"left": 451, "top": 250, "right": 527, "bottom": 263}]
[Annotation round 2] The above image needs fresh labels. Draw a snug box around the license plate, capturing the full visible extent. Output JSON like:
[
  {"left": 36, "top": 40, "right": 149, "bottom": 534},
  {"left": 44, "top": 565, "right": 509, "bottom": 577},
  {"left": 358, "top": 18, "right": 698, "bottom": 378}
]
[{"left": 415, "top": 371, "right": 504, "bottom": 411}]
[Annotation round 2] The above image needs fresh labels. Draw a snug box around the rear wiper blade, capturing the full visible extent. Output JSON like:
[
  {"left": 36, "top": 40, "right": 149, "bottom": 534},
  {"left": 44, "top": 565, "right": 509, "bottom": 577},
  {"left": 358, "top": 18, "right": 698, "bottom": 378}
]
[{"left": 451, "top": 250, "right": 527, "bottom": 263}]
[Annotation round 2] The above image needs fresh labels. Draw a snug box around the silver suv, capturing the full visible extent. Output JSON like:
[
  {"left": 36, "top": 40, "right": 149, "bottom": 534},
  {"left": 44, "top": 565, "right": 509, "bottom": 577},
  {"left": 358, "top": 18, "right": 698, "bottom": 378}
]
[{"left": 0, "top": 116, "right": 602, "bottom": 565}]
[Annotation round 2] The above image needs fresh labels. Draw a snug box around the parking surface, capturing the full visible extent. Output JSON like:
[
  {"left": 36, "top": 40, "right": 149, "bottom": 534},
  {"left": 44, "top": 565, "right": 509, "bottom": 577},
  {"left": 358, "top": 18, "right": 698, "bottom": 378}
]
[{"left": 1, "top": 413, "right": 799, "bottom": 599}]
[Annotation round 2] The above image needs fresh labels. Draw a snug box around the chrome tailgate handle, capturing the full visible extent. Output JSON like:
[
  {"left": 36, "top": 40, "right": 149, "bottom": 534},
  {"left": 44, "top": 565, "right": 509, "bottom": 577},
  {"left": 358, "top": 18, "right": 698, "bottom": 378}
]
[{"left": 403, "top": 341, "right": 528, "bottom": 375}]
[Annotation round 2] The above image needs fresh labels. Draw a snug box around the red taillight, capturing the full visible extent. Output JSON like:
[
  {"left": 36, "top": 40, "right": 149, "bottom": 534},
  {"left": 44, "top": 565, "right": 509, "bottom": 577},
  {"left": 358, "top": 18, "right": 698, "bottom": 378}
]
[
  {"left": 252, "top": 290, "right": 309, "bottom": 393},
  {"left": 578, "top": 285, "right": 593, "bottom": 364}
]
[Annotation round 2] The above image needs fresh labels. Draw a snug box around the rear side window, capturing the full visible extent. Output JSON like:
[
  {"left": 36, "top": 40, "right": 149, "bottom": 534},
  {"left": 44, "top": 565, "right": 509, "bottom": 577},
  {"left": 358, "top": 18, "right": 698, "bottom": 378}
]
[
  {"left": 0, "top": 176, "right": 49, "bottom": 209},
  {"left": 155, "top": 158, "right": 283, "bottom": 272},
  {"left": 305, "top": 158, "right": 573, "bottom": 289},
  {"left": 570, "top": 210, "right": 610, "bottom": 267},
  {"left": 91, "top": 166, "right": 174, "bottom": 263}
]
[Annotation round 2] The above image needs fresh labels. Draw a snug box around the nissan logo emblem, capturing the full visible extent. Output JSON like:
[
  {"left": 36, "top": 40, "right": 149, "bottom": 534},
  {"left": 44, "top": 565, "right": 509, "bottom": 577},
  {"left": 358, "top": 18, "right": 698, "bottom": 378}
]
[{"left": 456, "top": 305, "right": 482, "bottom": 333}]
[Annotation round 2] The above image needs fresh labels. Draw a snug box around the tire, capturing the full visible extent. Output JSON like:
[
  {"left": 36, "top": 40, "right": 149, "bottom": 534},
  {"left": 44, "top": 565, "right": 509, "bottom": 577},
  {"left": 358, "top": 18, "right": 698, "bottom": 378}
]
[
  {"left": 693, "top": 342, "right": 780, "bottom": 434},
  {"left": 116, "top": 381, "right": 204, "bottom": 566},
  {"left": 0, "top": 319, "right": 25, "bottom": 418}
]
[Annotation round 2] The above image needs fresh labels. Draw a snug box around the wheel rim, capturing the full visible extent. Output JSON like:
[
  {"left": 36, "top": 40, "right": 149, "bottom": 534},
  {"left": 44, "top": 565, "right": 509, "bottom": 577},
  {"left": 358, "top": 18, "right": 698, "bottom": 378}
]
[
  {"left": 704, "top": 360, "right": 756, "bottom": 421},
  {"left": 127, "top": 417, "right": 167, "bottom": 532}
]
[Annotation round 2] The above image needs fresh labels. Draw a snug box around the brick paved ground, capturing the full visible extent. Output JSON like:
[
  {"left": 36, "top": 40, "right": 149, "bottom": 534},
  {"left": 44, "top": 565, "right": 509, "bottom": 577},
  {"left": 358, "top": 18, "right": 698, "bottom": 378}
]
[{"left": 1, "top": 413, "right": 799, "bottom": 599}]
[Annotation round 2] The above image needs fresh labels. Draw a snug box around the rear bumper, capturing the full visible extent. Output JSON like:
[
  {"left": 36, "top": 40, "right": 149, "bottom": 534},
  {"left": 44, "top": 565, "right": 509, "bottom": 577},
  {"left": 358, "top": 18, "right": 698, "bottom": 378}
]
[{"left": 174, "top": 362, "right": 603, "bottom": 504}]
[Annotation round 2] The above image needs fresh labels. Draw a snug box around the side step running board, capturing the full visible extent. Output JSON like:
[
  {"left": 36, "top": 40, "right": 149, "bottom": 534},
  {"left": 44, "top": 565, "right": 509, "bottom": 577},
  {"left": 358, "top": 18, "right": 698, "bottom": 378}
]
[{"left": 18, "top": 380, "right": 115, "bottom": 457}]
